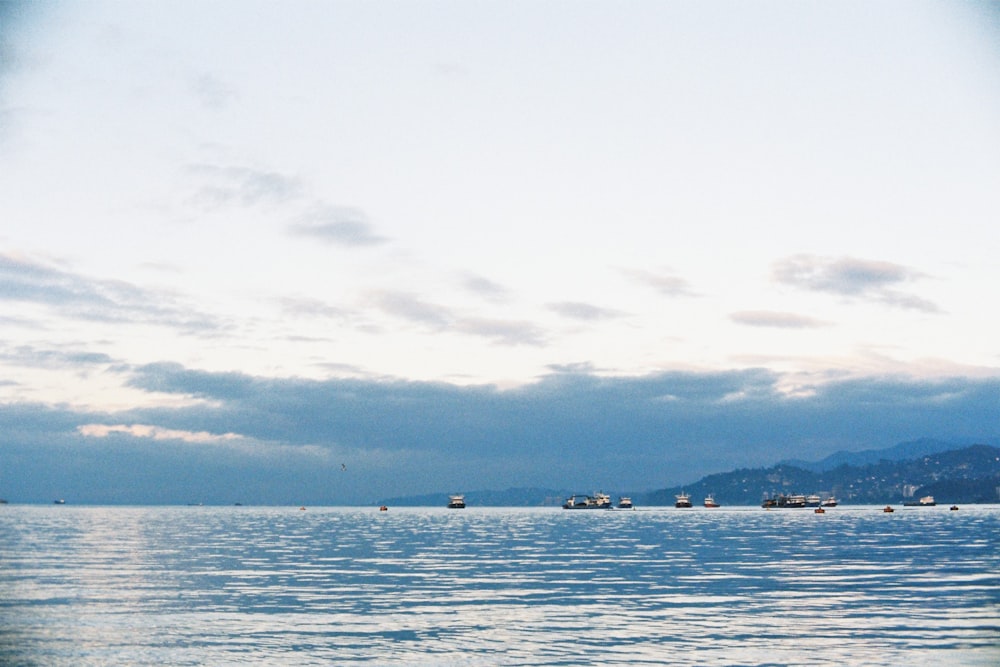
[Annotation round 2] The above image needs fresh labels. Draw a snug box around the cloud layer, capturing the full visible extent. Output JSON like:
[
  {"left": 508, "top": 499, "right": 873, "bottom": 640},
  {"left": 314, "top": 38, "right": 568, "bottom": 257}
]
[{"left": 2, "top": 362, "right": 996, "bottom": 504}]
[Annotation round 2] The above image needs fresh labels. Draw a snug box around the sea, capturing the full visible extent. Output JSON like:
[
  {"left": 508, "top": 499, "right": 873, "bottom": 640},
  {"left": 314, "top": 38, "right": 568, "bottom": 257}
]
[{"left": 1, "top": 504, "right": 997, "bottom": 666}]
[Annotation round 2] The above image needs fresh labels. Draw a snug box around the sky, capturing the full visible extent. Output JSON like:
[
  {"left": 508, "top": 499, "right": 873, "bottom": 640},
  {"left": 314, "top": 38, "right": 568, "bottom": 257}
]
[{"left": 1, "top": 0, "right": 999, "bottom": 504}]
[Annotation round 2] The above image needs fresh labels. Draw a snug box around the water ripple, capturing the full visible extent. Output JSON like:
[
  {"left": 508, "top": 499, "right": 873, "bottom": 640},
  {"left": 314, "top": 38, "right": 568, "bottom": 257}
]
[{"left": 1, "top": 505, "right": 998, "bottom": 665}]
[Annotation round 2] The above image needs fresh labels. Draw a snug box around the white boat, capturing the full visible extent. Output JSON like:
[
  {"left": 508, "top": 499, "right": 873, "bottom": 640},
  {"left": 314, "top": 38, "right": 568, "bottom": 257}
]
[
  {"left": 563, "top": 492, "right": 612, "bottom": 509},
  {"left": 447, "top": 494, "right": 466, "bottom": 509},
  {"left": 903, "top": 495, "right": 936, "bottom": 507},
  {"left": 822, "top": 496, "right": 838, "bottom": 507},
  {"left": 675, "top": 492, "right": 692, "bottom": 508},
  {"left": 703, "top": 494, "right": 720, "bottom": 508},
  {"left": 617, "top": 497, "right": 633, "bottom": 509}
]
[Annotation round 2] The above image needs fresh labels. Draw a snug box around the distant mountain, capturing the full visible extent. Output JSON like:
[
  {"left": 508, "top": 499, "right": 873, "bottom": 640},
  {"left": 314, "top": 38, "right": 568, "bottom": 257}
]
[
  {"left": 642, "top": 444, "right": 1000, "bottom": 506},
  {"left": 779, "top": 438, "right": 979, "bottom": 472},
  {"left": 378, "top": 444, "right": 1000, "bottom": 507}
]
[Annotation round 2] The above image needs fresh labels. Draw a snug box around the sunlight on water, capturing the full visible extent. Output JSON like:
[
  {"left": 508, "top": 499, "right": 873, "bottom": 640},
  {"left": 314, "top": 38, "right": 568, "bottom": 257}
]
[{"left": 1, "top": 505, "right": 998, "bottom": 666}]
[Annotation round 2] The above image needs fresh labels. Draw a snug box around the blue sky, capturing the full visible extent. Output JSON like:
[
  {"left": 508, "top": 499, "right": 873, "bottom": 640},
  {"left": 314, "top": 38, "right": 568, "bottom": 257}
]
[{"left": 1, "top": 1, "right": 998, "bottom": 504}]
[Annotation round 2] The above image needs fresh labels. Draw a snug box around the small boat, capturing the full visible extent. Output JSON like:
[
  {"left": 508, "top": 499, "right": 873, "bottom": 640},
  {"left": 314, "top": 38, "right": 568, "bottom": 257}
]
[
  {"left": 447, "top": 494, "right": 466, "bottom": 509},
  {"left": 563, "top": 492, "right": 612, "bottom": 509},
  {"left": 883, "top": 506, "right": 894, "bottom": 513},
  {"left": 617, "top": 497, "right": 634, "bottom": 509},
  {"left": 675, "top": 492, "right": 692, "bottom": 508},
  {"left": 703, "top": 494, "right": 720, "bottom": 508},
  {"left": 950, "top": 505, "right": 959, "bottom": 511},
  {"left": 53, "top": 499, "right": 66, "bottom": 505},
  {"left": 379, "top": 505, "right": 388, "bottom": 512},
  {"left": 814, "top": 507, "right": 825, "bottom": 514},
  {"left": 903, "top": 495, "right": 936, "bottom": 507}
]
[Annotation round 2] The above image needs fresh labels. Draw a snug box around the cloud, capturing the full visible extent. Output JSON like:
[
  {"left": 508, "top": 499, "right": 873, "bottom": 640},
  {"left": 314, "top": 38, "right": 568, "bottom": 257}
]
[
  {"left": 276, "top": 295, "right": 351, "bottom": 320},
  {"left": 0, "top": 253, "right": 223, "bottom": 333},
  {"left": 2, "top": 363, "right": 998, "bottom": 503},
  {"left": 370, "top": 290, "right": 452, "bottom": 327},
  {"left": 368, "top": 290, "right": 546, "bottom": 345},
  {"left": 461, "top": 274, "right": 510, "bottom": 302},
  {"left": 772, "top": 254, "right": 940, "bottom": 312},
  {"left": 729, "top": 310, "right": 829, "bottom": 329},
  {"left": 190, "top": 73, "right": 238, "bottom": 110},
  {"left": 186, "top": 164, "right": 302, "bottom": 209},
  {"left": 621, "top": 268, "right": 697, "bottom": 297},
  {"left": 547, "top": 301, "right": 626, "bottom": 321},
  {"left": 0, "top": 1, "right": 45, "bottom": 83},
  {"left": 78, "top": 423, "right": 243, "bottom": 444},
  {"left": 455, "top": 318, "right": 546, "bottom": 346},
  {"left": 289, "top": 205, "right": 388, "bottom": 246},
  {"left": 0, "top": 345, "right": 116, "bottom": 369}
]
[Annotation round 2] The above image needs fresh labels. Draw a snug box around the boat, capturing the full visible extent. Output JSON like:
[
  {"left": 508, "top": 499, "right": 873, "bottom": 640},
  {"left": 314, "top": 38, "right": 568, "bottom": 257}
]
[
  {"left": 883, "top": 506, "right": 894, "bottom": 513},
  {"left": 447, "top": 494, "right": 466, "bottom": 509},
  {"left": 950, "top": 505, "right": 959, "bottom": 511},
  {"left": 675, "top": 492, "right": 692, "bottom": 508},
  {"left": 903, "top": 495, "right": 936, "bottom": 507},
  {"left": 703, "top": 494, "right": 720, "bottom": 508},
  {"left": 761, "top": 493, "right": 808, "bottom": 508},
  {"left": 814, "top": 507, "right": 825, "bottom": 514},
  {"left": 805, "top": 494, "right": 822, "bottom": 507},
  {"left": 562, "top": 492, "right": 612, "bottom": 509},
  {"left": 379, "top": 505, "right": 388, "bottom": 512},
  {"left": 822, "top": 496, "right": 838, "bottom": 507},
  {"left": 617, "top": 497, "right": 634, "bottom": 509},
  {"left": 53, "top": 499, "right": 66, "bottom": 505}
]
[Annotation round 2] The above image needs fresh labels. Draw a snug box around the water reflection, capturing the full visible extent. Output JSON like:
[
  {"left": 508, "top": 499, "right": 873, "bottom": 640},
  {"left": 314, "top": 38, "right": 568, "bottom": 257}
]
[{"left": 1, "top": 505, "right": 998, "bottom": 666}]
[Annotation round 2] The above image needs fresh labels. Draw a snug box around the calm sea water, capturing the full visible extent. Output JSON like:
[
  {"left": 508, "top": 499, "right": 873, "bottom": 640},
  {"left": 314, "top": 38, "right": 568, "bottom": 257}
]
[{"left": 1, "top": 504, "right": 997, "bottom": 666}]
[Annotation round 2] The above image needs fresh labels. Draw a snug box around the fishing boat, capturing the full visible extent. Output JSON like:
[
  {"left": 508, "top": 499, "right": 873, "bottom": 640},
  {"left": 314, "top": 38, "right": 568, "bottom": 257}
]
[
  {"left": 883, "top": 505, "right": 894, "bottom": 513},
  {"left": 703, "top": 494, "right": 720, "bottom": 508},
  {"left": 675, "top": 492, "right": 692, "bottom": 508},
  {"left": 903, "top": 495, "right": 936, "bottom": 507},
  {"left": 562, "top": 492, "right": 612, "bottom": 509},
  {"left": 447, "top": 494, "right": 466, "bottom": 509},
  {"left": 617, "top": 497, "right": 633, "bottom": 509}
]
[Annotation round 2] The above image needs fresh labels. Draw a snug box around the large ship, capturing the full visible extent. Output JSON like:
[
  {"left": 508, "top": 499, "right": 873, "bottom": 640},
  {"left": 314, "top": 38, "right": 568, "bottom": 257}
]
[
  {"left": 762, "top": 493, "right": 824, "bottom": 508},
  {"left": 563, "top": 492, "right": 612, "bottom": 509},
  {"left": 703, "top": 494, "right": 720, "bottom": 508},
  {"left": 447, "top": 494, "right": 466, "bottom": 509},
  {"left": 675, "top": 492, "right": 692, "bottom": 508},
  {"left": 903, "top": 495, "right": 936, "bottom": 507}
]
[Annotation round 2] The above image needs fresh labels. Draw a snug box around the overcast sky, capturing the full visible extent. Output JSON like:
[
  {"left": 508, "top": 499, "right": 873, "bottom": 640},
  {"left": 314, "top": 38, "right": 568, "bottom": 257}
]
[{"left": 1, "top": 0, "right": 998, "bottom": 504}]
